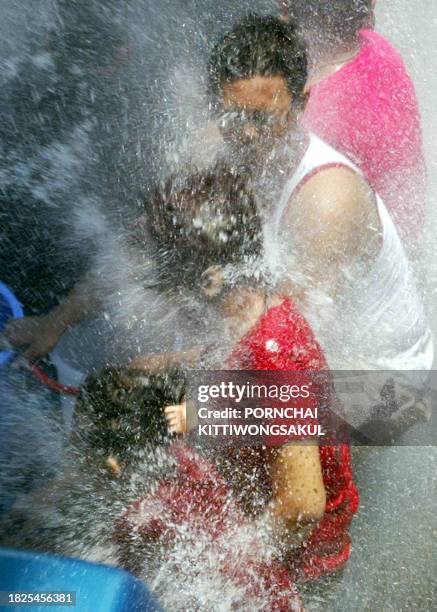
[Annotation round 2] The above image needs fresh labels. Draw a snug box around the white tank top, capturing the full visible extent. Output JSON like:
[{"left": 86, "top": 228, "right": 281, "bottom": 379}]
[{"left": 266, "top": 133, "right": 434, "bottom": 373}]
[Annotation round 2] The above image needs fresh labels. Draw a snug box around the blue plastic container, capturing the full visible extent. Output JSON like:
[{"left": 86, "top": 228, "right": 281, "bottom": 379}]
[
  {"left": 0, "top": 548, "right": 161, "bottom": 612},
  {"left": 0, "top": 281, "right": 23, "bottom": 367}
]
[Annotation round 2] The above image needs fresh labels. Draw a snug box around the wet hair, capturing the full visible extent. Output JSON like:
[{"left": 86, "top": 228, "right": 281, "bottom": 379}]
[
  {"left": 283, "top": 1, "right": 372, "bottom": 47},
  {"left": 148, "top": 163, "right": 263, "bottom": 292},
  {"left": 71, "top": 367, "right": 185, "bottom": 473},
  {"left": 208, "top": 14, "right": 307, "bottom": 104}
]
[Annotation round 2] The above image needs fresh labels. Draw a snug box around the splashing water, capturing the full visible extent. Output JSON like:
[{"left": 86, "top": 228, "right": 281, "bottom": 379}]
[{"left": 1, "top": 1, "right": 437, "bottom": 611}]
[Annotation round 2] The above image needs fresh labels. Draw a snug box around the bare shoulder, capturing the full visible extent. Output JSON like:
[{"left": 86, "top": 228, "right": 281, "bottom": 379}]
[
  {"left": 295, "top": 166, "right": 378, "bottom": 226},
  {"left": 282, "top": 166, "right": 382, "bottom": 263}
]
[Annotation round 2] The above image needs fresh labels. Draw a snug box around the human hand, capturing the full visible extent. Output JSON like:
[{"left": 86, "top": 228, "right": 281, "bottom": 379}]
[
  {"left": 1, "top": 314, "right": 67, "bottom": 361},
  {"left": 200, "top": 265, "right": 225, "bottom": 298},
  {"left": 164, "top": 400, "right": 187, "bottom": 434}
]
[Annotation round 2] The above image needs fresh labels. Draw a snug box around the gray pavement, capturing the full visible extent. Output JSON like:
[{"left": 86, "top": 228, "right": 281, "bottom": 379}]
[{"left": 302, "top": 445, "right": 437, "bottom": 611}]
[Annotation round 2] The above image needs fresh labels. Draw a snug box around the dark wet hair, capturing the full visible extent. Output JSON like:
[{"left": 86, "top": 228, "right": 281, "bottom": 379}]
[
  {"left": 148, "top": 163, "right": 263, "bottom": 291},
  {"left": 208, "top": 14, "right": 307, "bottom": 104},
  {"left": 72, "top": 367, "right": 185, "bottom": 473},
  {"left": 283, "top": 1, "right": 372, "bottom": 47}
]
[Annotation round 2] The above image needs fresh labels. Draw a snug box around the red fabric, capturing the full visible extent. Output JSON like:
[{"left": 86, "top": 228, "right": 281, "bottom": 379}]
[
  {"left": 229, "top": 298, "right": 359, "bottom": 579},
  {"left": 116, "top": 444, "right": 244, "bottom": 543},
  {"left": 229, "top": 298, "right": 328, "bottom": 372},
  {"left": 116, "top": 443, "right": 303, "bottom": 611},
  {"left": 27, "top": 363, "right": 80, "bottom": 396},
  {"left": 228, "top": 298, "right": 327, "bottom": 445},
  {"left": 304, "top": 29, "right": 426, "bottom": 245},
  {"left": 116, "top": 298, "right": 358, "bottom": 591}
]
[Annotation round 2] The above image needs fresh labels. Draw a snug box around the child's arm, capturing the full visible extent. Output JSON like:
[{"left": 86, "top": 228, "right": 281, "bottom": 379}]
[
  {"left": 267, "top": 444, "right": 326, "bottom": 535},
  {"left": 2, "top": 214, "right": 154, "bottom": 361},
  {"left": 128, "top": 347, "right": 203, "bottom": 374}
]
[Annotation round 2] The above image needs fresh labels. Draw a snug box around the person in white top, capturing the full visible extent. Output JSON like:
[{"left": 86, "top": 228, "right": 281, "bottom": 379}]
[
  {"left": 207, "top": 15, "right": 433, "bottom": 433},
  {"left": 208, "top": 15, "right": 432, "bottom": 365}
]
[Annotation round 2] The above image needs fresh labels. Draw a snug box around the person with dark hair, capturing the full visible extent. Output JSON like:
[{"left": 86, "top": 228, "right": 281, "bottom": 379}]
[
  {"left": 147, "top": 163, "right": 263, "bottom": 292},
  {"left": 207, "top": 15, "right": 308, "bottom": 178},
  {"left": 208, "top": 15, "right": 307, "bottom": 102},
  {"left": 123, "top": 164, "right": 359, "bottom": 581},
  {"left": 71, "top": 366, "right": 185, "bottom": 477},
  {"left": 205, "top": 14, "right": 432, "bottom": 380},
  {"left": 127, "top": 161, "right": 268, "bottom": 373},
  {"left": 280, "top": 0, "right": 426, "bottom": 248}
]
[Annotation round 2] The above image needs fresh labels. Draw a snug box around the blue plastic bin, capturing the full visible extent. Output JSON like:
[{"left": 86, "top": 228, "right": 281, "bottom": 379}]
[
  {"left": 0, "top": 548, "right": 161, "bottom": 612},
  {"left": 0, "top": 282, "right": 23, "bottom": 367}
]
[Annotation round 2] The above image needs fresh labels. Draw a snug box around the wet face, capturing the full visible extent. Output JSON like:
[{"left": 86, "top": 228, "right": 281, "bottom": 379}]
[{"left": 217, "top": 75, "right": 294, "bottom": 170}]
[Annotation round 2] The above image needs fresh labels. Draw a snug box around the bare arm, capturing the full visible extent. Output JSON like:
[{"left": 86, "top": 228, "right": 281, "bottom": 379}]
[
  {"left": 2, "top": 275, "right": 102, "bottom": 360},
  {"left": 128, "top": 346, "right": 203, "bottom": 373},
  {"left": 278, "top": 167, "right": 382, "bottom": 303},
  {"left": 49, "top": 276, "right": 103, "bottom": 327},
  {"left": 268, "top": 443, "right": 326, "bottom": 529},
  {"left": 264, "top": 169, "right": 380, "bottom": 543}
]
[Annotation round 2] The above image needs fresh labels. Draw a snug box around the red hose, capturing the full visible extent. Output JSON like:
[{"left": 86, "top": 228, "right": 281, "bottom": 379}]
[{"left": 27, "top": 363, "right": 81, "bottom": 396}]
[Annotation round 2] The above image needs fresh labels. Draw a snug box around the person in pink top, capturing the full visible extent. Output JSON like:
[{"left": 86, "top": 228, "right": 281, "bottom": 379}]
[{"left": 281, "top": 0, "right": 426, "bottom": 248}]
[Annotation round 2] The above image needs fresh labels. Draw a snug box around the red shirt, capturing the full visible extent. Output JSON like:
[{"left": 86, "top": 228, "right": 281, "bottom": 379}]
[
  {"left": 229, "top": 298, "right": 328, "bottom": 372},
  {"left": 118, "top": 299, "right": 359, "bottom": 581},
  {"left": 230, "top": 298, "right": 359, "bottom": 579}
]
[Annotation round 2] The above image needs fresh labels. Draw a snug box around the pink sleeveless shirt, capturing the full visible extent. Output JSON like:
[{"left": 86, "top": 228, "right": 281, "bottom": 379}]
[{"left": 303, "top": 30, "right": 426, "bottom": 245}]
